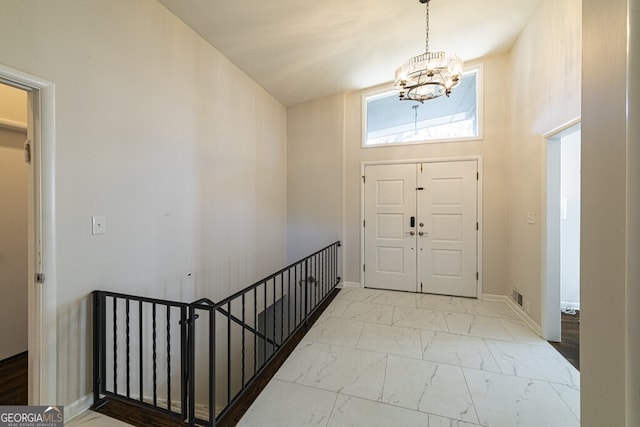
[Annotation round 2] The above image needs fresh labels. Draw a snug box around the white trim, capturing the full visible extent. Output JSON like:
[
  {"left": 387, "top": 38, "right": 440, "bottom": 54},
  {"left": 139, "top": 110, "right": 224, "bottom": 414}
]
[
  {"left": 476, "top": 157, "right": 483, "bottom": 298},
  {"left": 481, "top": 293, "right": 507, "bottom": 301},
  {"left": 341, "top": 281, "right": 363, "bottom": 288},
  {"left": 561, "top": 301, "right": 581, "bottom": 311},
  {"left": 541, "top": 118, "right": 581, "bottom": 341},
  {"left": 0, "top": 64, "right": 57, "bottom": 406},
  {"left": 0, "top": 117, "right": 27, "bottom": 132},
  {"left": 64, "top": 394, "right": 93, "bottom": 422},
  {"left": 361, "top": 156, "right": 483, "bottom": 298},
  {"left": 486, "top": 294, "right": 544, "bottom": 337},
  {"left": 543, "top": 117, "right": 582, "bottom": 139}
]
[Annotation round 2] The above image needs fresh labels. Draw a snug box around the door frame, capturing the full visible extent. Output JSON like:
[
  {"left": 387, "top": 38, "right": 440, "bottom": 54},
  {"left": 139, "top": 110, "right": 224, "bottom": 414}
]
[
  {"left": 360, "top": 155, "right": 483, "bottom": 297},
  {"left": 541, "top": 117, "right": 581, "bottom": 341},
  {"left": 0, "top": 64, "right": 57, "bottom": 405}
]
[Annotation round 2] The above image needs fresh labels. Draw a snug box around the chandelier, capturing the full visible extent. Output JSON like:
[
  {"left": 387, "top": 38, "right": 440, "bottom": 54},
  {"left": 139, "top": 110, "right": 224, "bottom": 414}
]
[{"left": 394, "top": 0, "right": 463, "bottom": 102}]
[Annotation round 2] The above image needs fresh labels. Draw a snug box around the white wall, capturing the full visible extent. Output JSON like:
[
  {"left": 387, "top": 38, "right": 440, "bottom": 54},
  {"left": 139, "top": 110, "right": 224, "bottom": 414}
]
[
  {"left": 287, "top": 94, "right": 344, "bottom": 263},
  {"left": 581, "top": 0, "right": 640, "bottom": 424},
  {"left": 507, "top": 0, "right": 581, "bottom": 324},
  {"left": 0, "top": 0, "right": 287, "bottom": 409},
  {"left": 627, "top": 1, "right": 640, "bottom": 424},
  {"left": 0, "top": 123, "right": 28, "bottom": 361},
  {"left": 560, "top": 130, "right": 580, "bottom": 308}
]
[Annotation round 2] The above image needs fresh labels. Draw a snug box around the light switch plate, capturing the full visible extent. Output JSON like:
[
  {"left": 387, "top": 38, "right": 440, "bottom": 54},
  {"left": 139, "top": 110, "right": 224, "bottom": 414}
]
[{"left": 92, "top": 216, "right": 107, "bottom": 235}]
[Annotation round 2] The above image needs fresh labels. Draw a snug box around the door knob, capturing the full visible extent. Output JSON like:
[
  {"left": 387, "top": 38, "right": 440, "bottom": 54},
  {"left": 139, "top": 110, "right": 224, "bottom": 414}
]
[
  {"left": 405, "top": 231, "right": 416, "bottom": 236},
  {"left": 418, "top": 231, "right": 428, "bottom": 236}
]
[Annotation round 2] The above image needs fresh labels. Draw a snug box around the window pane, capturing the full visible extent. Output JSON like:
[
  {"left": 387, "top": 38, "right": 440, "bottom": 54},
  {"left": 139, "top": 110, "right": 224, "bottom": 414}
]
[{"left": 365, "top": 71, "right": 479, "bottom": 146}]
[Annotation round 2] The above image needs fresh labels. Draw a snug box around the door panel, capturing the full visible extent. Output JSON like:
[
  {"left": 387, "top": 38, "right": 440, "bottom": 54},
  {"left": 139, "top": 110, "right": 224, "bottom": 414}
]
[
  {"left": 364, "top": 164, "right": 417, "bottom": 292},
  {"left": 418, "top": 161, "right": 478, "bottom": 297}
]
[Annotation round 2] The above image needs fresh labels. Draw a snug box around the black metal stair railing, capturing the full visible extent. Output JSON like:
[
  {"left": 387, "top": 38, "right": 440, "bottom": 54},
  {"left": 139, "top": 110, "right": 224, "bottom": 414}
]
[{"left": 92, "top": 241, "right": 341, "bottom": 426}]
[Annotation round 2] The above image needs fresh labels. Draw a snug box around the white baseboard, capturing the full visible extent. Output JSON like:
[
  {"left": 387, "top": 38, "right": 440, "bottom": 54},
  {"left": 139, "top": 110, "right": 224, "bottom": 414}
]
[
  {"left": 64, "top": 393, "right": 93, "bottom": 422},
  {"left": 481, "top": 293, "right": 505, "bottom": 302},
  {"left": 340, "top": 281, "right": 362, "bottom": 288},
  {"left": 483, "top": 294, "right": 543, "bottom": 337},
  {"left": 561, "top": 301, "right": 580, "bottom": 312}
]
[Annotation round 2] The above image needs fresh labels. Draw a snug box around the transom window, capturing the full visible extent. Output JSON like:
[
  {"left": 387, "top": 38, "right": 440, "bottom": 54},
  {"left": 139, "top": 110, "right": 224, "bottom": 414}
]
[{"left": 363, "top": 65, "right": 483, "bottom": 147}]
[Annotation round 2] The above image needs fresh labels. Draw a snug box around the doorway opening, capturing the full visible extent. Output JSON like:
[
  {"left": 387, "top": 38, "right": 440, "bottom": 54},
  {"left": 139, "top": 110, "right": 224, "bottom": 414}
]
[
  {"left": 0, "top": 64, "right": 56, "bottom": 406},
  {"left": 0, "top": 82, "right": 29, "bottom": 404},
  {"left": 543, "top": 120, "right": 581, "bottom": 369}
]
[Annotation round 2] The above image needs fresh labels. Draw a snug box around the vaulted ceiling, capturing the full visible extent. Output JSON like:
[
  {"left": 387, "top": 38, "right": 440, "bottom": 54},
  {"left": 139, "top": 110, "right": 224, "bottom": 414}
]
[{"left": 158, "top": 0, "right": 542, "bottom": 107}]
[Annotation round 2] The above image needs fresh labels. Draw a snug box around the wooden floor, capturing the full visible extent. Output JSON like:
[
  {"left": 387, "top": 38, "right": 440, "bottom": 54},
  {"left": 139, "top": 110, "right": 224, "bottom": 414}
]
[
  {"left": 550, "top": 311, "right": 580, "bottom": 371},
  {"left": 0, "top": 352, "right": 28, "bottom": 405}
]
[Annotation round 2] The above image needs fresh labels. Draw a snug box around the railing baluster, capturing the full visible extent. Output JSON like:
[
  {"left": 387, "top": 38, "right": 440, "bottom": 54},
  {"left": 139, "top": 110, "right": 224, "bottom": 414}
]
[
  {"left": 287, "top": 269, "right": 292, "bottom": 338},
  {"left": 227, "top": 301, "right": 231, "bottom": 407},
  {"left": 294, "top": 263, "right": 298, "bottom": 326},
  {"left": 242, "top": 293, "right": 246, "bottom": 388},
  {"left": 323, "top": 250, "right": 327, "bottom": 297},
  {"left": 126, "top": 298, "right": 130, "bottom": 399},
  {"left": 152, "top": 302, "right": 157, "bottom": 407},
  {"left": 166, "top": 305, "right": 171, "bottom": 412},
  {"left": 113, "top": 297, "right": 118, "bottom": 395},
  {"left": 263, "top": 282, "right": 267, "bottom": 364},
  {"left": 272, "top": 278, "right": 276, "bottom": 351},
  {"left": 210, "top": 308, "right": 216, "bottom": 426},
  {"left": 188, "top": 306, "right": 196, "bottom": 426},
  {"left": 92, "top": 292, "right": 102, "bottom": 404},
  {"left": 253, "top": 287, "right": 257, "bottom": 376},
  {"left": 280, "top": 273, "right": 284, "bottom": 344},
  {"left": 139, "top": 300, "right": 143, "bottom": 403},
  {"left": 304, "top": 259, "right": 309, "bottom": 326},
  {"left": 180, "top": 305, "right": 188, "bottom": 419}
]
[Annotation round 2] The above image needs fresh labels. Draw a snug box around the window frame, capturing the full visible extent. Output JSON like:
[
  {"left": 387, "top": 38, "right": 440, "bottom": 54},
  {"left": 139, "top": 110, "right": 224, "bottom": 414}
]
[{"left": 361, "top": 63, "right": 484, "bottom": 148}]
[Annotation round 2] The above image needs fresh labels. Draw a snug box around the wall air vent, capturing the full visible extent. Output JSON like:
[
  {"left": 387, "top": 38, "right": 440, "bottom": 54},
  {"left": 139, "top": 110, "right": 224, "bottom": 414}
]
[{"left": 511, "top": 288, "right": 523, "bottom": 307}]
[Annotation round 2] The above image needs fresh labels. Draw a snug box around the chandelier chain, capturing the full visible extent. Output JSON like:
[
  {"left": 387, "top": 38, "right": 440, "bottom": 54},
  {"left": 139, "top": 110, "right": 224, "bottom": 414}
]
[{"left": 425, "top": 0, "right": 430, "bottom": 53}]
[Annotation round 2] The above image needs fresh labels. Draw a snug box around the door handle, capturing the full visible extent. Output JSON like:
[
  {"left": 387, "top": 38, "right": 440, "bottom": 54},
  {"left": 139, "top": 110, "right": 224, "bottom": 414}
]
[
  {"left": 405, "top": 231, "right": 416, "bottom": 236},
  {"left": 410, "top": 216, "right": 416, "bottom": 228},
  {"left": 418, "top": 231, "right": 429, "bottom": 237}
]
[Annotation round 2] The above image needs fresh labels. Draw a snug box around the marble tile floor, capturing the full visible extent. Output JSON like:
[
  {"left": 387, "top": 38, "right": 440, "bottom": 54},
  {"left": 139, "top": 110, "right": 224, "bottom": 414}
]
[{"left": 239, "top": 288, "right": 580, "bottom": 427}]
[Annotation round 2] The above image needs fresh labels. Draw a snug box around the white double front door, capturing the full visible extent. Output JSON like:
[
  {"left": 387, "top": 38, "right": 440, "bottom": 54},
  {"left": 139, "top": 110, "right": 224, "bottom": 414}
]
[{"left": 363, "top": 161, "right": 478, "bottom": 297}]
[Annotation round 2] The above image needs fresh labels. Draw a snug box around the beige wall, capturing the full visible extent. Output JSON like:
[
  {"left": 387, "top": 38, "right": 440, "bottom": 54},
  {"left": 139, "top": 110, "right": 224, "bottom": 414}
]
[
  {"left": 628, "top": 1, "right": 640, "bottom": 424},
  {"left": 0, "top": 0, "right": 286, "bottom": 409},
  {"left": 287, "top": 94, "right": 344, "bottom": 262},
  {"left": 581, "top": 0, "right": 639, "bottom": 424},
  {"left": 0, "top": 126, "right": 28, "bottom": 361},
  {"left": 507, "top": 0, "right": 581, "bottom": 325}
]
